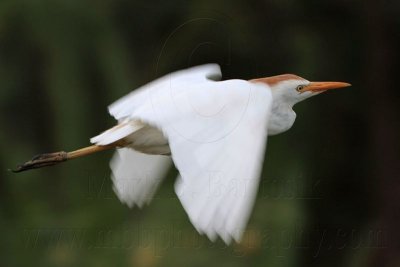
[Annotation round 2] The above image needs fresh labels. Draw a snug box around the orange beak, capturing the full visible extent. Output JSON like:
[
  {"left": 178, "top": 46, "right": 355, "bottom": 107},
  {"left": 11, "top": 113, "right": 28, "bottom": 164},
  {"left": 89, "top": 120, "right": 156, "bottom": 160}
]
[{"left": 300, "top": 81, "right": 351, "bottom": 93}]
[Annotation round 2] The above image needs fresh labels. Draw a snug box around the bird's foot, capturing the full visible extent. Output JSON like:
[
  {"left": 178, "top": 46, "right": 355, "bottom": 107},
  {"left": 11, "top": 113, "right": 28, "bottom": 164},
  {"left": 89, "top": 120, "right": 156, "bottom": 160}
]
[{"left": 11, "top": 151, "right": 68, "bottom": 173}]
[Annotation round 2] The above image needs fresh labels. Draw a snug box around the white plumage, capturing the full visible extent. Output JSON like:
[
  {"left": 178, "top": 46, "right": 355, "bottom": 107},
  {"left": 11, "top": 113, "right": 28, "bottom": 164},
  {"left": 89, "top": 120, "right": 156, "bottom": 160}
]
[
  {"left": 91, "top": 64, "right": 271, "bottom": 243},
  {"left": 89, "top": 64, "right": 350, "bottom": 244},
  {"left": 110, "top": 148, "right": 171, "bottom": 208}
]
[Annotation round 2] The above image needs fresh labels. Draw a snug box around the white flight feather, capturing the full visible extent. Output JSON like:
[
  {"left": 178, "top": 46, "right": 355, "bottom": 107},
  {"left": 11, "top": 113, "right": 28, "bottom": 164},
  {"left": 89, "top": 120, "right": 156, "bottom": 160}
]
[
  {"left": 110, "top": 148, "right": 171, "bottom": 208},
  {"left": 90, "top": 64, "right": 272, "bottom": 243}
]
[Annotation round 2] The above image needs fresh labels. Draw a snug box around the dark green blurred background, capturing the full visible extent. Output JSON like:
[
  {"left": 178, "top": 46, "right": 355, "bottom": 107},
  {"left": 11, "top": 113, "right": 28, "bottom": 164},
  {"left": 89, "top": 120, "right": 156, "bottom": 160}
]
[{"left": 1, "top": 0, "right": 399, "bottom": 266}]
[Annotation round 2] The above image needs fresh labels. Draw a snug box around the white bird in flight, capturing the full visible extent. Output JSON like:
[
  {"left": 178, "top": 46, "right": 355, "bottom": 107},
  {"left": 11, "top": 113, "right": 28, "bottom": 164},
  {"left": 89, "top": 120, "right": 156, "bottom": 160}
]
[{"left": 14, "top": 64, "right": 350, "bottom": 244}]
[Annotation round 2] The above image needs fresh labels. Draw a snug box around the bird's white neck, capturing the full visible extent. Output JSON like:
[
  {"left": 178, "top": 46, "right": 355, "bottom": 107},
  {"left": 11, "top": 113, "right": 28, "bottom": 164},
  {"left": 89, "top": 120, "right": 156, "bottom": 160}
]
[{"left": 268, "top": 98, "right": 296, "bottom": 136}]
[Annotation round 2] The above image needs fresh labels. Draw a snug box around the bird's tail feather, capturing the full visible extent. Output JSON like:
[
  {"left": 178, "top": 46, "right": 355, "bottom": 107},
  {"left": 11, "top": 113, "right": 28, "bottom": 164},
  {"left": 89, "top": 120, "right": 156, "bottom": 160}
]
[{"left": 90, "top": 121, "right": 144, "bottom": 146}]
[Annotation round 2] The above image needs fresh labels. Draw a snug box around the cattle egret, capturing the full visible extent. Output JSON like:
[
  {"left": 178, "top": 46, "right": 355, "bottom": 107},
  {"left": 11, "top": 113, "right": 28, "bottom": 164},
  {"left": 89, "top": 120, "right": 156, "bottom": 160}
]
[{"left": 13, "top": 64, "right": 350, "bottom": 244}]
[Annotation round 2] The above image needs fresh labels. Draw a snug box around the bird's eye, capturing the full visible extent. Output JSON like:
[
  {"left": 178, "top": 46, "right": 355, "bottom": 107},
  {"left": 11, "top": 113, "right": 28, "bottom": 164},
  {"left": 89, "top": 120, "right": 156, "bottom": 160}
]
[{"left": 296, "top": 85, "right": 304, "bottom": 92}]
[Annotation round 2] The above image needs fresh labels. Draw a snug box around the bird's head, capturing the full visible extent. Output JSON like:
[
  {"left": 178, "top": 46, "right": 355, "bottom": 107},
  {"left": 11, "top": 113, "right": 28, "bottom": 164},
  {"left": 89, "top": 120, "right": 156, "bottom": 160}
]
[
  {"left": 251, "top": 74, "right": 351, "bottom": 135},
  {"left": 251, "top": 74, "right": 351, "bottom": 106}
]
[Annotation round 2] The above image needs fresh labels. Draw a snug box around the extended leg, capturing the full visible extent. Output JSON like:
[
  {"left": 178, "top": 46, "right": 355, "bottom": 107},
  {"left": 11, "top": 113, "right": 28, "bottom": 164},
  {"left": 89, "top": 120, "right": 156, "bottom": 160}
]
[{"left": 12, "top": 144, "right": 116, "bottom": 173}]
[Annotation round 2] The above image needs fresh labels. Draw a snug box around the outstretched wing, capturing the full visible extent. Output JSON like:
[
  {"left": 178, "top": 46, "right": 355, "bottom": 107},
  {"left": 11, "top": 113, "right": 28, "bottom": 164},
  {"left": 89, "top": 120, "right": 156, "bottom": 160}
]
[
  {"left": 108, "top": 64, "right": 273, "bottom": 243},
  {"left": 90, "top": 65, "right": 221, "bottom": 208},
  {"left": 110, "top": 147, "right": 171, "bottom": 208}
]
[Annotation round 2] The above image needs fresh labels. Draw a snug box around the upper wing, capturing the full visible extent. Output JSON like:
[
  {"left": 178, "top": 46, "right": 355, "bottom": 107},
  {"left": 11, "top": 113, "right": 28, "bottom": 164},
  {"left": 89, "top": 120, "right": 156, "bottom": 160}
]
[
  {"left": 108, "top": 64, "right": 222, "bottom": 121},
  {"left": 109, "top": 64, "right": 273, "bottom": 243}
]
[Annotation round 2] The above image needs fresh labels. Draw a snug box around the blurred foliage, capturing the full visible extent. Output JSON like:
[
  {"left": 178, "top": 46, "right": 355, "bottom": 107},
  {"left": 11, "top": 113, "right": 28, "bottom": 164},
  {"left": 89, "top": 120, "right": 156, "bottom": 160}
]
[{"left": 1, "top": 0, "right": 399, "bottom": 267}]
